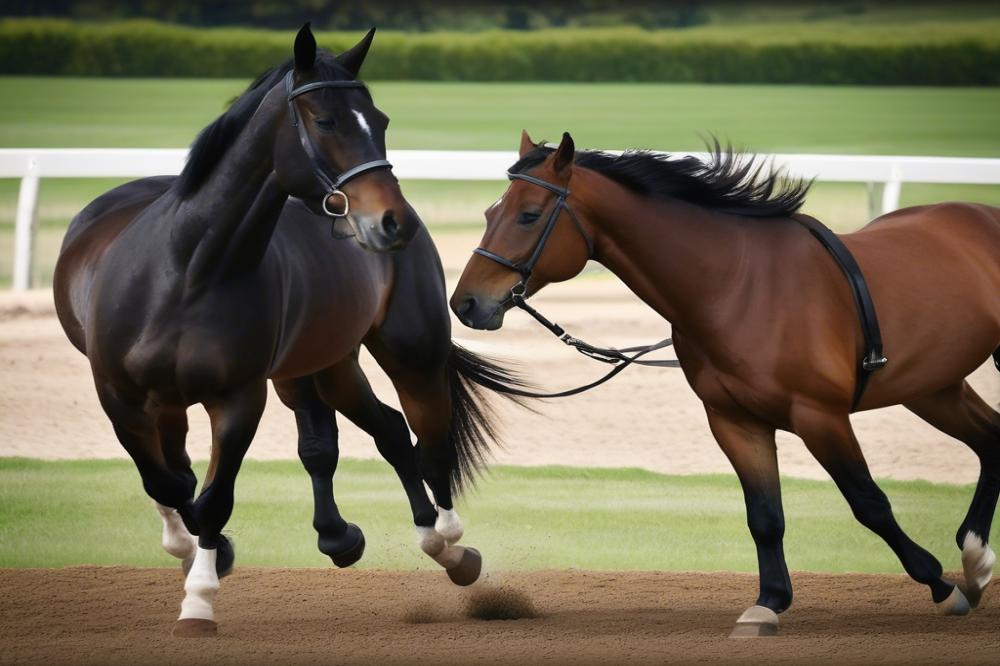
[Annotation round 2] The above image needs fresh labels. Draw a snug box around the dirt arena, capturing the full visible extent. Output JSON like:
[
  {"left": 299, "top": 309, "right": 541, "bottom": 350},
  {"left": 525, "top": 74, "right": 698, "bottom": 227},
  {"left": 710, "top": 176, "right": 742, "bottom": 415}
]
[
  {"left": 2, "top": 567, "right": 999, "bottom": 665},
  {"left": 3, "top": 238, "right": 1000, "bottom": 664},
  {"left": 2, "top": 235, "right": 998, "bottom": 484}
]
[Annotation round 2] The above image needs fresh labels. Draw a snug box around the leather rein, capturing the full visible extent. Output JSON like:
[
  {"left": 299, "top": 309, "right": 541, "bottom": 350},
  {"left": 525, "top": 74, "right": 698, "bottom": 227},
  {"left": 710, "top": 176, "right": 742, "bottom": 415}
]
[
  {"left": 284, "top": 71, "right": 392, "bottom": 218},
  {"left": 473, "top": 171, "right": 679, "bottom": 399}
]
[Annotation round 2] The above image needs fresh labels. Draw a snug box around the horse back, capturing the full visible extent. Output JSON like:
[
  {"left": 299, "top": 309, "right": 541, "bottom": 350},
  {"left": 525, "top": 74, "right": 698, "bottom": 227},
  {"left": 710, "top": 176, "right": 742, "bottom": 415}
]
[{"left": 54, "top": 176, "right": 174, "bottom": 354}]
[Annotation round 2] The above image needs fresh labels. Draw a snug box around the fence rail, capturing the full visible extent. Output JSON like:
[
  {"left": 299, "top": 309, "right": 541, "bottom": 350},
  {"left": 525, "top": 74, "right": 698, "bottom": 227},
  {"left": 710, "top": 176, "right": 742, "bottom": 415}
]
[{"left": 3, "top": 148, "right": 1000, "bottom": 291}]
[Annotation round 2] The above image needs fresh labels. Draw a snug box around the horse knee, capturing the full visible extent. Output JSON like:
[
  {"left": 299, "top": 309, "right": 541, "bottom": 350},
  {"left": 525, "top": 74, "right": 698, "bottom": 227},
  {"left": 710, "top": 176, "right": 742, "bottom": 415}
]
[{"left": 298, "top": 435, "right": 338, "bottom": 477}]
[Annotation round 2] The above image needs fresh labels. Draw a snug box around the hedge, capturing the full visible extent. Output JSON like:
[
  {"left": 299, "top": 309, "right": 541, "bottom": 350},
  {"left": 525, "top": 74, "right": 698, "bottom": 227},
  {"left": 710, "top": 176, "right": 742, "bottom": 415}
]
[{"left": 1, "top": 19, "right": 998, "bottom": 85}]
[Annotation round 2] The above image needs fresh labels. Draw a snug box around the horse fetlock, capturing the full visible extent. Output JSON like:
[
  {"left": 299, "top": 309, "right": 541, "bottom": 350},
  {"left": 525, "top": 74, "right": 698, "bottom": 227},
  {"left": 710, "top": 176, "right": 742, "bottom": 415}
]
[
  {"left": 156, "top": 503, "right": 196, "bottom": 560},
  {"left": 319, "top": 523, "right": 365, "bottom": 568},
  {"left": 961, "top": 532, "right": 995, "bottom": 587},
  {"left": 961, "top": 532, "right": 995, "bottom": 607},
  {"left": 179, "top": 547, "right": 220, "bottom": 622},
  {"left": 416, "top": 526, "right": 463, "bottom": 568},
  {"left": 435, "top": 507, "right": 464, "bottom": 545}
]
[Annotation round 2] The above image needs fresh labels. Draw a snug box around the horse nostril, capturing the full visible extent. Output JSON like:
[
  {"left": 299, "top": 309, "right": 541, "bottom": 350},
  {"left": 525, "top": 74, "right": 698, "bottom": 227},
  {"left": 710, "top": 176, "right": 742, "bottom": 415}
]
[
  {"left": 381, "top": 211, "right": 399, "bottom": 238},
  {"left": 456, "top": 296, "right": 477, "bottom": 318}
]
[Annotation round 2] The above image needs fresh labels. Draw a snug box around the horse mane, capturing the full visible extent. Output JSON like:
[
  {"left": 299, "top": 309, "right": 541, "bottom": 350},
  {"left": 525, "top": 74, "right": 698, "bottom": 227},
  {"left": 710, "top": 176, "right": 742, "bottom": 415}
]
[
  {"left": 175, "top": 52, "right": 363, "bottom": 198},
  {"left": 510, "top": 139, "right": 811, "bottom": 218}
]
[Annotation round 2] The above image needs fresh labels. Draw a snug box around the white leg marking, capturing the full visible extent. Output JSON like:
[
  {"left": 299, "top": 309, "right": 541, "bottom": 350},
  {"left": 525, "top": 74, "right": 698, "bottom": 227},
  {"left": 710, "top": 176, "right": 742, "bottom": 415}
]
[
  {"left": 435, "top": 508, "right": 464, "bottom": 545},
  {"left": 936, "top": 585, "right": 971, "bottom": 616},
  {"left": 156, "top": 502, "right": 196, "bottom": 561},
  {"left": 962, "top": 532, "right": 995, "bottom": 591},
  {"left": 178, "top": 547, "right": 220, "bottom": 622},
  {"left": 417, "top": 526, "right": 464, "bottom": 569}
]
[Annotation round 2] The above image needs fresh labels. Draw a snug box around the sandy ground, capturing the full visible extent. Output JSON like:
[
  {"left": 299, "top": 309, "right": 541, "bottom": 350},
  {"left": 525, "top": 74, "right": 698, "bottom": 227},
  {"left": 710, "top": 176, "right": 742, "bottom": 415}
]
[
  {"left": 2, "top": 230, "right": 998, "bottom": 484},
  {"left": 2, "top": 567, "right": 1000, "bottom": 665}
]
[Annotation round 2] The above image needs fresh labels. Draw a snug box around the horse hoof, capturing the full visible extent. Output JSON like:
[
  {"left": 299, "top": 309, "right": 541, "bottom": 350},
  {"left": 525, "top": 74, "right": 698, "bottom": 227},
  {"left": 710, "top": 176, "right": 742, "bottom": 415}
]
[
  {"left": 447, "top": 547, "right": 482, "bottom": 586},
  {"left": 172, "top": 618, "right": 217, "bottom": 638},
  {"left": 326, "top": 524, "right": 366, "bottom": 568},
  {"left": 937, "top": 586, "right": 971, "bottom": 616},
  {"left": 729, "top": 605, "right": 779, "bottom": 638}
]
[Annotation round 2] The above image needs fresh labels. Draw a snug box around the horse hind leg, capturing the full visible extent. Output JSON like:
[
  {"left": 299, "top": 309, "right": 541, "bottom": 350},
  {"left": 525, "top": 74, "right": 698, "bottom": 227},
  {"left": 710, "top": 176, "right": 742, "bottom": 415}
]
[
  {"left": 274, "top": 375, "right": 366, "bottom": 567},
  {"left": 795, "top": 408, "right": 969, "bottom": 615},
  {"left": 312, "top": 361, "right": 463, "bottom": 572},
  {"left": 152, "top": 407, "right": 198, "bottom": 570},
  {"left": 905, "top": 382, "right": 1000, "bottom": 608}
]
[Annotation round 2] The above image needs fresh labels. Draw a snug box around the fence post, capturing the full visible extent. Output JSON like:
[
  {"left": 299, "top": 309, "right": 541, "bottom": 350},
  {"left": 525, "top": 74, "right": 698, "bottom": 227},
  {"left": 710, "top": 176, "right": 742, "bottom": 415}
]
[
  {"left": 13, "top": 158, "right": 40, "bottom": 292},
  {"left": 865, "top": 182, "right": 884, "bottom": 221},
  {"left": 881, "top": 166, "right": 902, "bottom": 216}
]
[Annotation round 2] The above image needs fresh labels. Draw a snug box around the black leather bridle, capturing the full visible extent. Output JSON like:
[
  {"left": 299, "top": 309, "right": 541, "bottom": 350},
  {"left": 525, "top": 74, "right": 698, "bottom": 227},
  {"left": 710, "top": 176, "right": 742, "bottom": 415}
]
[
  {"left": 284, "top": 70, "right": 392, "bottom": 218},
  {"left": 472, "top": 171, "right": 679, "bottom": 399}
]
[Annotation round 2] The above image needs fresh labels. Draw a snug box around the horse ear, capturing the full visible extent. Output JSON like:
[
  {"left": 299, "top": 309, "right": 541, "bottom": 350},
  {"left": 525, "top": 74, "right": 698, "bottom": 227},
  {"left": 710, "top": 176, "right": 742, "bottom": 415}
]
[
  {"left": 294, "top": 22, "right": 317, "bottom": 71},
  {"left": 551, "top": 131, "right": 575, "bottom": 173},
  {"left": 337, "top": 27, "right": 376, "bottom": 78},
  {"left": 519, "top": 130, "right": 537, "bottom": 157}
]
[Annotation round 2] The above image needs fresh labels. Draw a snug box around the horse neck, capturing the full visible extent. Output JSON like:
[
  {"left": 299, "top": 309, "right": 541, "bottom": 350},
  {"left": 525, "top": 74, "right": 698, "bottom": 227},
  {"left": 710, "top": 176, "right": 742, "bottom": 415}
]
[
  {"left": 173, "top": 85, "right": 288, "bottom": 287},
  {"left": 573, "top": 168, "right": 752, "bottom": 333}
]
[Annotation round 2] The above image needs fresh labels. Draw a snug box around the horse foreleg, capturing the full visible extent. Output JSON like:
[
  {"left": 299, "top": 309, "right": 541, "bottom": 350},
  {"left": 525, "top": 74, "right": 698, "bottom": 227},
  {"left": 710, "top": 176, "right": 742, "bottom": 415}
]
[
  {"left": 706, "top": 408, "right": 789, "bottom": 638},
  {"left": 174, "top": 382, "right": 266, "bottom": 637},
  {"left": 274, "top": 376, "right": 365, "bottom": 567}
]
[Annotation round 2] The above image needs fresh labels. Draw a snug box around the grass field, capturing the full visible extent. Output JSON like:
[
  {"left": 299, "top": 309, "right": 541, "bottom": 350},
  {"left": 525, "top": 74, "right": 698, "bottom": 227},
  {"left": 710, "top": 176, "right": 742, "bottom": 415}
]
[
  {"left": 1, "top": 78, "right": 999, "bottom": 286},
  {"left": 0, "top": 458, "right": 975, "bottom": 573}
]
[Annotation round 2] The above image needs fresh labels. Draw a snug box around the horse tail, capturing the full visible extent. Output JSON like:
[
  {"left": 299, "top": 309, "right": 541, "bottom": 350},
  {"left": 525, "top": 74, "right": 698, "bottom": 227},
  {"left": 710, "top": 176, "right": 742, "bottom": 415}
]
[{"left": 444, "top": 342, "right": 535, "bottom": 494}]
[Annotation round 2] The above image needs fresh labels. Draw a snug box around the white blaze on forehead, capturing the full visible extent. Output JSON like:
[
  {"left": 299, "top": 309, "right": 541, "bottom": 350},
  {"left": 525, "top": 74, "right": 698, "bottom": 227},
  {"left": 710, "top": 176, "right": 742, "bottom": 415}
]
[{"left": 352, "top": 109, "right": 373, "bottom": 139}]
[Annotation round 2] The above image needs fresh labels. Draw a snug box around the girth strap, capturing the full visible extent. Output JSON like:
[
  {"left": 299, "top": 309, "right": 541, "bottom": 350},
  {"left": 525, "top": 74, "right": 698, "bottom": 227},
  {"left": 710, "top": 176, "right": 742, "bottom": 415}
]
[{"left": 794, "top": 214, "right": 888, "bottom": 411}]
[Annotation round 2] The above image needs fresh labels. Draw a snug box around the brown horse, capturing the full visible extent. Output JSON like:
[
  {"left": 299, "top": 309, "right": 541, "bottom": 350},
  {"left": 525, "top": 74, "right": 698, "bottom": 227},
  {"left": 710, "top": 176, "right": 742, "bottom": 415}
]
[
  {"left": 53, "top": 25, "right": 525, "bottom": 636},
  {"left": 451, "top": 130, "right": 1000, "bottom": 636}
]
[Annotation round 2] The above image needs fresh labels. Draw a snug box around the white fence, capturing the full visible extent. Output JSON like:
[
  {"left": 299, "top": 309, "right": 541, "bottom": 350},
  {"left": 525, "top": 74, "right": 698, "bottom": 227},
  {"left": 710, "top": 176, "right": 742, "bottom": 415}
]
[{"left": 3, "top": 148, "right": 1000, "bottom": 291}]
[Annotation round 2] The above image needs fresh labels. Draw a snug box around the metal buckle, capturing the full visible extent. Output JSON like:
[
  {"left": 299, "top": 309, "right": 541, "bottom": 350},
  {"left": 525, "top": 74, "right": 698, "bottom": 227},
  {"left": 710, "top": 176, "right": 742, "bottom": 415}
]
[
  {"left": 862, "top": 353, "right": 888, "bottom": 372},
  {"left": 510, "top": 281, "right": 527, "bottom": 303},
  {"left": 322, "top": 190, "right": 349, "bottom": 218}
]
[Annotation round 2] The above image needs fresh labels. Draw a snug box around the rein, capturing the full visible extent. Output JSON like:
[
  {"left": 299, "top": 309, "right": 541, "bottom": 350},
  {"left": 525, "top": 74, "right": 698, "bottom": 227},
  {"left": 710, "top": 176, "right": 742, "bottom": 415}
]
[
  {"left": 284, "top": 71, "right": 392, "bottom": 218},
  {"left": 473, "top": 171, "right": 679, "bottom": 399}
]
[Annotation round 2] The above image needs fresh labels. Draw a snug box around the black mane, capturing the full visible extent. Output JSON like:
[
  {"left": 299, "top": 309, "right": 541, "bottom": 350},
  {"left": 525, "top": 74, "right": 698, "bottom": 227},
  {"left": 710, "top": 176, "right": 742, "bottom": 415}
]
[
  {"left": 175, "top": 52, "right": 361, "bottom": 198},
  {"left": 510, "top": 140, "right": 810, "bottom": 218}
]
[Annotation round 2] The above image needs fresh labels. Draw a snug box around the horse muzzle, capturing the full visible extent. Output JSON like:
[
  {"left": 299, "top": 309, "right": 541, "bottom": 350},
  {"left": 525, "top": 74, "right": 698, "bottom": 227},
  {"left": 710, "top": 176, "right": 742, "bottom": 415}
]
[{"left": 450, "top": 293, "right": 506, "bottom": 330}]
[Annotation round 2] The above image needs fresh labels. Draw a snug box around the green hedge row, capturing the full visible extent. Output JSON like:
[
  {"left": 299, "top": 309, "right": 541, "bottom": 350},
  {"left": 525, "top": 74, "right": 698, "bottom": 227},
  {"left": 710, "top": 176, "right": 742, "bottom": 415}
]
[{"left": 1, "top": 19, "right": 998, "bottom": 84}]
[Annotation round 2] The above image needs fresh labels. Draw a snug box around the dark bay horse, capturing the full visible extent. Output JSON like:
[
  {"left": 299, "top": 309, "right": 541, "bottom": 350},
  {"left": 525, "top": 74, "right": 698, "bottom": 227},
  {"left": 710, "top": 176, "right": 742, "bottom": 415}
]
[
  {"left": 54, "top": 25, "right": 522, "bottom": 636},
  {"left": 452, "top": 130, "right": 1000, "bottom": 636}
]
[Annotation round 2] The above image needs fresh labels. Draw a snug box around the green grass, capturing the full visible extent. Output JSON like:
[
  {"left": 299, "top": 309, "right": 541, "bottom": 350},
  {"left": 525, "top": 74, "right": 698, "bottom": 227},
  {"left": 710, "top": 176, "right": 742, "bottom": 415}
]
[
  {"left": 3, "top": 78, "right": 1000, "bottom": 154},
  {"left": 0, "top": 458, "right": 976, "bottom": 573},
  {"left": 1, "top": 79, "right": 999, "bottom": 286}
]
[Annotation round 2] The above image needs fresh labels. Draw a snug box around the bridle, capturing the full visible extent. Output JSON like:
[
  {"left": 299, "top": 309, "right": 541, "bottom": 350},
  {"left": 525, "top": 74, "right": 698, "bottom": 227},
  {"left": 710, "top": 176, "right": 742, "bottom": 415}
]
[
  {"left": 471, "top": 171, "right": 679, "bottom": 399},
  {"left": 284, "top": 70, "right": 392, "bottom": 218}
]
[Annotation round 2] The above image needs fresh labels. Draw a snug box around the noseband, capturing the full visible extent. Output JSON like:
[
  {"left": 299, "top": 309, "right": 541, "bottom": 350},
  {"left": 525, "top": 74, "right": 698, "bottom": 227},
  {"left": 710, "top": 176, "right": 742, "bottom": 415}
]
[
  {"left": 474, "top": 172, "right": 594, "bottom": 297},
  {"left": 471, "top": 171, "right": 678, "bottom": 399},
  {"left": 284, "top": 71, "right": 392, "bottom": 218}
]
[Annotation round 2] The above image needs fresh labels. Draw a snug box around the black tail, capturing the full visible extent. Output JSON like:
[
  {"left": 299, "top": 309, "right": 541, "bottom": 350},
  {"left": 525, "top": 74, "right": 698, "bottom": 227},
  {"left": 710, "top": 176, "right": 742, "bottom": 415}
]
[
  {"left": 444, "top": 343, "right": 535, "bottom": 494},
  {"left": 993, "top": 347, "right": 1000, "bottom": 372}
]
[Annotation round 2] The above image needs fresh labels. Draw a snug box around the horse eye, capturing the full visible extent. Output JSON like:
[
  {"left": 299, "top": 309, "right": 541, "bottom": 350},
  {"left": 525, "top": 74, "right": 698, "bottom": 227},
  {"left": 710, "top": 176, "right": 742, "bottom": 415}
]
[
  {"left": 518, "top": 212, "right": 541, "bottom": 225},
  {"left": 315, "top": 117, "right": 337, "bottom": 131}
]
